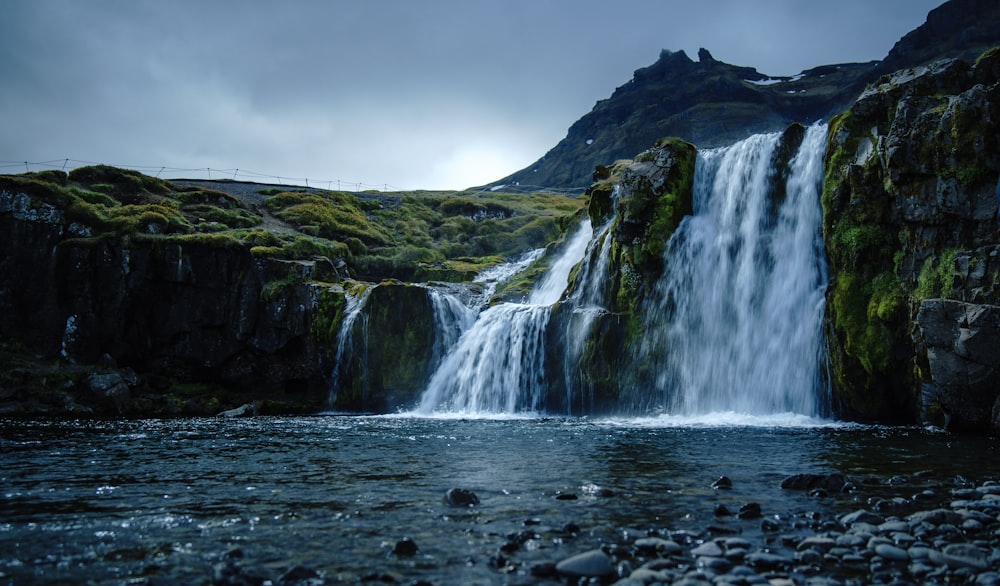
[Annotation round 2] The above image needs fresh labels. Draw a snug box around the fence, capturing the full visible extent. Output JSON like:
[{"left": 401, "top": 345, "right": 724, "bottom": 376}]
[{"left": 0, "top": 158, "right": 589, "bottom": 196}]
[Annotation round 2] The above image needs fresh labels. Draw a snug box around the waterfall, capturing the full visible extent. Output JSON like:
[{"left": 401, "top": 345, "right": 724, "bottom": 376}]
[
  {"left": 416, "top": 219, "right": 594, "bottom": 415},
  {"left": 328, "top": 284, "right": 373, "bottom": 407},
  {"left": 561, "top": 201, "right": 617, "bottom": 413},
  {"left": 638, "top": 123, "right": 829, "bottom": 416}
]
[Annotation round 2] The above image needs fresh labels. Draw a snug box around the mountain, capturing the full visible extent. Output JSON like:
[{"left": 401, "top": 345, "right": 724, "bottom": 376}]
[{"left": 487, "top": 0, "right": 1000, "bottom": 192}]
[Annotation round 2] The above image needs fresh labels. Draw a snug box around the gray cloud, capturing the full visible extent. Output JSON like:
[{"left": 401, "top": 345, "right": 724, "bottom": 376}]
[{"left": 0, "top": 0, "right": 943, "bottom": 189}]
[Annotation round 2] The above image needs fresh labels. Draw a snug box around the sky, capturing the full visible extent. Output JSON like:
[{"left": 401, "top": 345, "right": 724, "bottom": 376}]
[{"left": 0, "top": 0, "right": 944, "bottom": 191}]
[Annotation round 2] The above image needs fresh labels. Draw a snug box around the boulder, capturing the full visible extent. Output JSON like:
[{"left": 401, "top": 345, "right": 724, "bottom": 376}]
[{"left": 913, "top": 299, "right": 1000, "bottom": 430}]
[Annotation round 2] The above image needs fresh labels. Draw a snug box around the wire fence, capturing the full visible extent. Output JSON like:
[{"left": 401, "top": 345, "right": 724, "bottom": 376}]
[{"left": 0, "top": 158, "right": 589, "bottom": 196}]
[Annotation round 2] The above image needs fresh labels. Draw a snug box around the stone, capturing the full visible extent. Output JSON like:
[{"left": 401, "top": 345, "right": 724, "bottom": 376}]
[
  {"left": 737, "top": 503, "right": 762, "bottom": 520},
  {"left": 874, "top": 543, "right": 910, "bottom": 562},
  {"left": 690, "top": 541, "right": 723, "bottom": 557},
  {"left": 555, "top": 549, "right": 615, "bottom": 578},
  {"left": 443, "top": 488, "right": 480, "bottom": 506},
  {"left": 942, "top": 543, "right": 989, "bottom": 569},
  {"left": 780, "top": 473, "right": 850, "bottom": 492},
  {"left": 711, "top": 476, "right": 733, "bottom": 489},
  {"left": 633, "top": 537, "right": 683, "bottom": 556},
  {"left": 840, "top": 509, "right": 885, "bottom": 526},
  {"left": 392, "top": 538, "right": 418, "bottom": 556},
  {"left": 217, "top": 402, "right": 261, "bottom": 418}
]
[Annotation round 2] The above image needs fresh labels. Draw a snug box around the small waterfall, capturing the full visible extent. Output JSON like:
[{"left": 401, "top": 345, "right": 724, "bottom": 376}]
[
  {"left": 561, "top": 204, "right": 617, "bottom": 413},
  {"left": 638, "top": 123, "right": 829, "bottom": 416},
  {"left": 327, "top": 285, "right": 373, "bottom": 407},
  {"left": 416, "top": 219, "right": 594, "bottom": 415},
  {"left": 428, "top": 288, "right": 477, "bottom": 365}
]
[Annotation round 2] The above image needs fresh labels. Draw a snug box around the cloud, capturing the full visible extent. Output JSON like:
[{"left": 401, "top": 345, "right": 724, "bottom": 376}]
[{"left": 0, "top": 0, "right": 944, "bottom": 189}]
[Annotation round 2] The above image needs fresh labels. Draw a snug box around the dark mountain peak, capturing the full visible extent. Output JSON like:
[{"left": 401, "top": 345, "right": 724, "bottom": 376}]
[
  {"left": 876, "top": 0, "right": 1000, "bottom": 76},
  {"left": 485, "top": 0, "right": 1000, "bottom": 192}
]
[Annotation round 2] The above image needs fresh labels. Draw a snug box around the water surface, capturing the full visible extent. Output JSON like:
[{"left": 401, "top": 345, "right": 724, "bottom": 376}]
[{"left": 2, "top": 416, "right": 996, "bottom": 584}]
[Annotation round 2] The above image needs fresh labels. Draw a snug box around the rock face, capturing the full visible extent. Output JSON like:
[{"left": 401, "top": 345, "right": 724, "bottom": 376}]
[
  {"left": 0, "top": 193, "right": 337, "bottom": 414},
  {"left": 490, "top": 49, "right": 872, "bottom": 191},
  {"left": 821, "top": 48, "right": 1000, "bottom": 428}
]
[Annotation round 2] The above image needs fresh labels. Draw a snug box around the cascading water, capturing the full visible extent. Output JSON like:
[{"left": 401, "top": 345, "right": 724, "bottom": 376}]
[
  {"left": 415, "top": 219, "right": 594, "bottom": 414},
  {"left": 328, "top": 285, "right": 373, "bottom": 407},
  {"left": 561, "top": 199, "right": 617, "bottom": 413},
  {"left": 636, "top": 123, "right": 830, "bottom": 416}
]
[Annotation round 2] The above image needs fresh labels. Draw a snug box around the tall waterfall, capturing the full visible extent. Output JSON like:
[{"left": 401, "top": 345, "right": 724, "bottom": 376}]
[
  {"left": 415, "top": 219, "right": 594, "bottom": 414},
  {"left": 637, "top": 123, "right": 830, "bottom": 416}
]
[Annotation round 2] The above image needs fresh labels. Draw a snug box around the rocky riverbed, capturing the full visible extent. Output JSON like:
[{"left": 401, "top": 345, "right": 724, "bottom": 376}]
[{"left": 212, "top": 472, "right": 1000, "bottom": 585}]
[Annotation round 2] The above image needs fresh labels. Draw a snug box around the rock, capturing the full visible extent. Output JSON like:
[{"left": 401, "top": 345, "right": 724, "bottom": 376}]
[
  {"left": 942, "top": 543, "right": 989, "bottom": 569},
  {"left": 744, "top": 552, "right": 791, "bottom": 571},
  {"left": 555, "top": 549, "right": 615, "bottom": 578},
  {"left": 86, "top": 372, "right": 132, "bottom": 413},
  {"left": 714, "top": 504, "right": 732, "bottom": 516},
  {"left": 711, "top": 476, "right": 732, "bottom": 489},
  {"left": 690, "top": 541, "right": 723, "bottom": 557},
  {"left": 840, "top": 510, "right": 886, "bottom": 526},
  {"left": 633, "top": 537, "right": 683, "bottom": 556},
  {"left": 797, "top": 537, "right": 836, "bottom": 553},
  {"left": 443, "top": 488, "right": 480, "bottom": 507},
  {"left": 874, "top": 543, "right": 910, "bottom": 562},
  {"left": 392, "top": 538, "right": 418, "bottom": 557},
  {"left": 278, "top": 565, "right": 319, "bottom": 584},
  {"left": 737, "top": 503, "right": 762, "bottom": 520},
  {"left": 217, "top": 402, "right": 261, "bottom": 418},
  {"left": 780, "top": 473, "right": 850, "bottom": 492}
]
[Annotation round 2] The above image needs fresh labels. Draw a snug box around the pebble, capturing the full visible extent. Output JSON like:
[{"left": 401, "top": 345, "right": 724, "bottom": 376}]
[
  {"left": 690, "top": 541, "right": 724, "bottom": 557},
  {"left": 555, "top": 549, "right": 615, "bottom": 578},
  {"left": 942, "top": 543, "right": 989, "bottom": 569},
  {"left": 874, "top": 543, "right": 910, "bottom": 561}
]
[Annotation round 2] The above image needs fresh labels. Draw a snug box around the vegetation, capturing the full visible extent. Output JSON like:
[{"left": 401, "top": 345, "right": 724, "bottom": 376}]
[{"left": 1, "top": 165, "right": 584, "bottom": 284}]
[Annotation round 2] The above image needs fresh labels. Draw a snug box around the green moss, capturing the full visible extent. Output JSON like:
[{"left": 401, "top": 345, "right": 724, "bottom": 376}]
[
  {"left": 915, "top": 248, "right": 959, "bottom": 300},
  {"left": 311, "top": 287, "right": 346, "bottom": 353},
  {"left": 830, "top": 273, "right": 893, "bottom": 375}
]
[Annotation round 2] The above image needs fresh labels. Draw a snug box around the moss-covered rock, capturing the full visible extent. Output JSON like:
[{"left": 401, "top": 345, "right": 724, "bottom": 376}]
[
  {"left": 821, "top": 49, "right": 1000, "bottom": 425},
  {"left": 330, "top": 282, "right": 438, "bottom": 412}
]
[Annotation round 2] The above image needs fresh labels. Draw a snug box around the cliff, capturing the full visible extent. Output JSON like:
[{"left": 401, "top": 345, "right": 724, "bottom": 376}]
[
  {"left": 822, "top": 48, "right": 1000, "bottom": 429},
  {"left": 0, "top": 167, "right": 582, "bottom": 416}
]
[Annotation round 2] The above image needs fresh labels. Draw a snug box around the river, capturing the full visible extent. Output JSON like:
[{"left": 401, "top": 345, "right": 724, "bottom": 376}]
[{"left": 2, "top": 415, "right": 997, "bottom": 584}]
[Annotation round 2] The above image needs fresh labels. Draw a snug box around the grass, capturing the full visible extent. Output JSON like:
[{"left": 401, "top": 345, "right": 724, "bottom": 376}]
[{"left": 3, "top": 165, "right": 585, "bottom": 284}]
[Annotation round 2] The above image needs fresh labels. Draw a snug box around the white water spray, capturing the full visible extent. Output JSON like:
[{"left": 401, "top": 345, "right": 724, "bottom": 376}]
[
  {"left": 639, "top": 124, "right": 829, "bottom": 416},
  {"left": 328, "top": 284, "right": 373, "bottom": 407},
  {"left": 416, "top": 219, "right": 594, "bottom": 414}
]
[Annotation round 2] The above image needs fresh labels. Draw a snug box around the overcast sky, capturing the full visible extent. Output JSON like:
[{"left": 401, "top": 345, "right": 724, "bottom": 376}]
[{"left": 0, "top": 0, "right": 944, "bottom": 191}]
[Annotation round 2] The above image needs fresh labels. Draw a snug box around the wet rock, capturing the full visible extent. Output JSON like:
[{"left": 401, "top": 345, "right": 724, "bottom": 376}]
[
  {"left": 711, "top": 476, "right": 733, "bottom": 489},
  {"left": 392, "top": 537, "right": 418, "bottom": 556},
  {"left": 942, "top": 543, "right": 989, "bottom": 569},
  {"left": 217, "top": 401, "right": 261, "bottom": 418},
  {"left": 278, "top": 565, "right": 319, "bottom": 585},
  {"left": 714, "top": 504, "right": 732, "bottom": 516},
  {"left": 555, "top": 493, "right": 578, "bottom": 500},
  {"left": 690, "top": 541, "right": 723, "bottom": 557},
  {"left": 443, "top": 488, "right": 479, "bottom": 506},
  {"left": 634, "top": 537, "right": 683, "bottom": 556},
  {"left": 840, "top": 509, "right": 885, "bottom": 526},
  {"left": 555, "top": 549, "right": 615, "bottom": 578},
  {"left": 744, "top": 552, "right": 791, "bottom": 571},
  {"left": 737, "top": 503, "right": 762, "bottom": 520},
  {"left": 797, "top": 536, "right": 836, "bottom": 553},
  {"left": 874, "top": 543, "right": 910, "bottom": 561},
  {"left": 780, "top": 473, "right": 851, "bottom": 492}
]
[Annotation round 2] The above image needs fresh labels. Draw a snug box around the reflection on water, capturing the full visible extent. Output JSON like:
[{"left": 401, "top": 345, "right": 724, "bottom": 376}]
[{"left": 1, "top": 416, "right": 997, "bottom": 584}]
